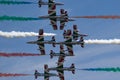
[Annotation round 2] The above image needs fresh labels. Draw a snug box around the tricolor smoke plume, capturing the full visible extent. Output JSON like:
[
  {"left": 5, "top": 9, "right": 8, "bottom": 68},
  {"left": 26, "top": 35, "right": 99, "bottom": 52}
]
[
  {"left": 0, "top": 15, "right": 41, "bottom": 21},
  {"left": 0, "top": 31, "right": 56, "bottom": 38},
  {"left": 73, "top": 16, "right": 120, "bottom": 19},
  {"left": 81, "top": 67, "right": 120, "bottom": 72},
  {"left": 0, "top": 52, "right": 41, "bottom": 57},
  {"left": 0, "top": 0, "right": 34, "bottom": 5},
  {"left": 85, "top": 39, "right": 120, "bottom": 45},
  {"left": 0, "top": 73, "right": 31, "bottom": 77}
]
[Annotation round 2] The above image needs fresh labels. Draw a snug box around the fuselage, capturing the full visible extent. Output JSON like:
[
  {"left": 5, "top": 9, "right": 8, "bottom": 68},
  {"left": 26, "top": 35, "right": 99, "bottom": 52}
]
[
  {"left": 51, "top": 53, "right": 74, "bottom": 57},
  {"left": 39, "top": 15, "right": 75, "bottom": 21},
  {"left": 48, "top": 67, "right": 74, "bottom": 71},
  {"left": 35, "top": 73, "right": 58, "bottom": 77},
  {"left": 27, "top": 40, "right": 84, "bottom": 45}
]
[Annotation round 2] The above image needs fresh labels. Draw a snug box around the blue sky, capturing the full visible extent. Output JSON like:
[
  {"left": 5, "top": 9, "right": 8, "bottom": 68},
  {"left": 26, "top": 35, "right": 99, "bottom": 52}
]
[{"left": 0, "top": 0, "right": 120, "bottom": 80}]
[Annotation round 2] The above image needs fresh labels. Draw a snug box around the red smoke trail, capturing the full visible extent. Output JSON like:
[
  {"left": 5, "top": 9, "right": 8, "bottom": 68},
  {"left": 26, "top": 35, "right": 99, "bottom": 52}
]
[
  {"left": 0, "top": 52, "right": 41, "bottom": 57},
  {"left": 0, "top": 73, "right": 31, "bottom": 77},
  {"left": 73, "top": 16, "right": 120, "bottom": 19}
]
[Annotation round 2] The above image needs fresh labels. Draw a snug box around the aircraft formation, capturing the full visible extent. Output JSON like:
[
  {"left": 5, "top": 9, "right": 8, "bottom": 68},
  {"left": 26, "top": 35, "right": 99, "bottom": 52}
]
[
  {"left": 27, "top": 0, "right": 88, "bottom": 80},
  {"left": 1, "top": 0, "right": 120, "bottom": 80},
  {"left": 0, "top": 0, "right": 88, "bottom": 80}
]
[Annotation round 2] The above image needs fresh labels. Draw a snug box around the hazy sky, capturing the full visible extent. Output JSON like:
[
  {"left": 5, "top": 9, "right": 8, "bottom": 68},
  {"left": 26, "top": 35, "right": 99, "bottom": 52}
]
[{"left": 0, "top": 0, "right": 120, "bottom": 80}]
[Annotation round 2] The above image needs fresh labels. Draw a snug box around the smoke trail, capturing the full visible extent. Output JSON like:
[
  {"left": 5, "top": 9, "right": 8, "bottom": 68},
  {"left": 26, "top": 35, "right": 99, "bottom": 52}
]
[
  {"left": 0, "top": 73, "right": 31, "bottom": 77},
  {"left": 85, "top": 39, "right": 120, "bottom": 44},
  {"left": 73, "top": 16, "right": 120, "bottom": 19},
  {"left": 43, "top": 33, "right": 56, "bottom": 36},
  {"left": 0, "top": 0, "right": 35, "bottom": 5},
  {"left": 0, "top": 31, "right": 56, "bottom": 38},
  {"left": 0, "top": 52, "right": 42, "bottom": 57},
  {"left": 0, "top": 15, "right": 41, "bottom": 21},
  {"left": 81, "top": 67, "right": 120, "bottom": 72}
]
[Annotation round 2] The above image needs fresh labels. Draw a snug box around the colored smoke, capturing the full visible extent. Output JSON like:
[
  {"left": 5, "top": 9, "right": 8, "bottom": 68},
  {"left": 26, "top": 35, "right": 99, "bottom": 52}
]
[
  {"left": 0, "top": 0, "right": 34, "bottom": 5},
  {"left": 73, "top": 16, "right": 120, "bottom": 19},
  {"left": 85, "top": 39, "right": 120, "bottom": 44},
  {"left": 0, "top": 73, "right": 30, "bottom": 77},
  {"left": 0, "top": 52, "right": 41, "bottom": 57},
  {"left": 81, "top": 67, "right": 120, "bottom": 72},
  {"left": 0, "top": 31, "right": 56, "bottom": 38},
  {"left": 0, "top": 15, "right": 40, "bottom": 21}
]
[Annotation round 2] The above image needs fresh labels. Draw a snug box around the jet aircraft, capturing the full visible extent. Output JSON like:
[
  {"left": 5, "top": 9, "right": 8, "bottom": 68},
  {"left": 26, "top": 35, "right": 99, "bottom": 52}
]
[
  {"left": 39, "top": 8, "right": 75, "bottom": 30},
  {"left": 49, "top": 44, "right": 74, "bottom": 59},
  {"left": 48, "top": 63, "right": 75, "bottom": 74},
  {"left": 45, "top": 63, "right": 75, "bottom": 80},
  {"left": 72, "top": 25, "right": 88, "bottom": 40},
  {"left": 63, "top": 25, "right": 88, "bottom": 40},
  {"left": 34, "top": 64, "right": 58, "bottom": 79},
  {"left": 27, "top": 29, "right": 55, "bottom": 55},
  {"left": 49, "top": 43, "right": 75, "bottom": 80},
  {"left": 27, "top": 29, "right": 86, "bottom": 48}
]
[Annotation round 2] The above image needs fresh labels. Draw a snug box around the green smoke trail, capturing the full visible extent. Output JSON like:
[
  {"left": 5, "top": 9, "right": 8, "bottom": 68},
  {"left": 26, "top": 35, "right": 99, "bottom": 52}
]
[
  {"left": 0, "top": 0, "right": 35, "bottom": 5},
  {"left": 81, "top": 67, "right": 120, "bottom": 72},
  {"left": 0, "top": 15, "right": 41, "bottom": 21}
]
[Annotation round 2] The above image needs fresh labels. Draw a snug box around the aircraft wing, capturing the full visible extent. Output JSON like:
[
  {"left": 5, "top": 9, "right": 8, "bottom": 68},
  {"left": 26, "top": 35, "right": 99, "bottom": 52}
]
[
  {"left": 57, "top": 56, "right": 65, "bottom": 80},
  {"left": 27, "top": 29, "right": 45, "bottom": 55},
  {"left": 27, "top": 43, "right": 45, "bottom": 55},
  {"left": 48, "top": 0, "right": 58, "bottom": 30},
  {"left": 39, "top": 16, "right": 62, "bottom": 19},
  {"left": 60, "top": 20, "right": 65, "bottom": 30},
  {"left": 55, "top": 44, "right": 64, "bottom": 80},
  {"left": 50, "top": 18, "right": 57, "bottom": 30},
  {"left": 57, "top": 68, "right": 64, "bottom": 80},
  {"left": 44, "top": 64, "right": 49, "bottom": 80},
  {"left": 37, "top": 29, "right": 45, "bottom": 55},
  {"left": 38, "top": 43, "right": 45, "bottom": 55},
  {"left": 64, "top": 30, "right": 74, "bottom": 56}
]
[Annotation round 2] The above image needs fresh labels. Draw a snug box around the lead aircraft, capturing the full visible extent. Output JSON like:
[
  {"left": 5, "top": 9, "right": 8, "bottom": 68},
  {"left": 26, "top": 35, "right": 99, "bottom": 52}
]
[
  {"left": 38, "top": 0, "right": 63, "bottom": 7},
  {"left": 39, "top": 1, "right": 74, "bottom": 30},
  {"left": 34, "top": 64, "right": 58, "bottom": 79}
]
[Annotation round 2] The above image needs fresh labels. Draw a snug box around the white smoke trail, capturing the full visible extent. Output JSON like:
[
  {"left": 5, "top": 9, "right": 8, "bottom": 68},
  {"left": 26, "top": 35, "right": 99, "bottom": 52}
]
[
  {"left": 0, "top": 31, "right": 56, "bottom": 38},
  {"left": 85, "top": 39, "right": 120, "bottom": 44}
]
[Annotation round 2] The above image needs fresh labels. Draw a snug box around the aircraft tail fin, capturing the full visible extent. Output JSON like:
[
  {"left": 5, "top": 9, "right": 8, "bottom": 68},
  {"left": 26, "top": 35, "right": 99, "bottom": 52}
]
[
  {"left": 34, "top": 70, "right": 39, "bottom": 79},
  {"left": 60, "top": 9, "right": 65, "bottom": 15},
  {"left": 51, "top": 36, "right": 56, "bottom": 47},
  {"left": 38, "top": 0, "right": 42, "bottom": 7},
  {"left": 70, "top": 63, "right": 75, "bottom": 74},
  {"left": 80, "top": 37, "right": 84, "bottom": 48},
  {"left": 38, "top": 29, "right": 44, "bottom": 41},
  {"left": 50, "top": 50, "right": 54, "bottom": 59},
  {"left": 63, "top": 30, "right": 67, "bottom": 39}
]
